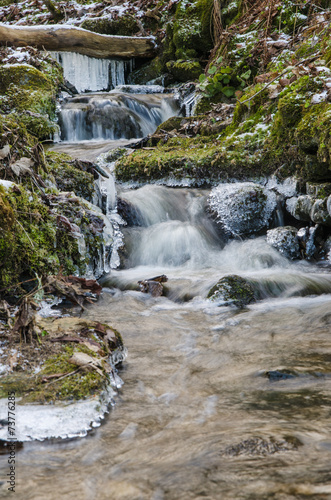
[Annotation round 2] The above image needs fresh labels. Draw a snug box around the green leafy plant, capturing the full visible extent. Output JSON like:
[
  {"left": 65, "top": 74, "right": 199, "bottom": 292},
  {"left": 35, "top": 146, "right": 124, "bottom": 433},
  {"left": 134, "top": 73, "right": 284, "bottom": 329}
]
[{"left": 198, "top": 65, "right": 236, "bottom": 98}]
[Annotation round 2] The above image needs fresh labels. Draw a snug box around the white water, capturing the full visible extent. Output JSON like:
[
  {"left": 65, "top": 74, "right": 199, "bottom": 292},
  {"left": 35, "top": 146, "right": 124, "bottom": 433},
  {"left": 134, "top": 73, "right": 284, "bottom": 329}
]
[{"left": 58, "top": 92, "right": 178, "bottom": 142}]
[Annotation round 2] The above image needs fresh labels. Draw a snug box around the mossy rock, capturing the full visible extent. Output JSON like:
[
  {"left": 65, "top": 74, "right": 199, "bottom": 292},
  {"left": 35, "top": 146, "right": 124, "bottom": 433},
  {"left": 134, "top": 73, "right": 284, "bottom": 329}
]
[
  {"left": 207, "top": 275, "right": 256, "bottom": 308},
  {"left": 127, "top": 56, "right": 164, "bottom": 85},
  {"left": 172, "top": 0, "right": 213, "bottom": 58},
  {"left": 20, "top": 112, "right": 58, "bottom": 141},
  {"left": 0, "top": 318, "right": 125, "bottom": 404},
  {"left": 115, "top": 133, "right": 273, "bottom": 184},
  {"left": 81, "top": 15, "right": 140, "bottom": 36},
  {"left": 46, "top": 151, "right": 95, "bottom": 201},
  {"left": 0, "top": 185, "right": 62, "bottom": 293},
  {"left": 0, "top": 183, "right": 106, "bottom": 297},
  {"left": 156, "top": 116, "right": 184, "bottom": 132},
  {"left": 166, "top": 59, "right": 202, "bottom": 82},
  {"left": 0, "top": 64, "right": 54, "bottom": 94}
]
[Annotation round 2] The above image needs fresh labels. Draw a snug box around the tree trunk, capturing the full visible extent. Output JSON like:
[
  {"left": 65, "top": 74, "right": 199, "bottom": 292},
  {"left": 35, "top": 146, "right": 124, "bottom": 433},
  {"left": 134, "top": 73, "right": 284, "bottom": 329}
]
[{"left": 0, "top": 24, "right": 156, "bottom": 59}]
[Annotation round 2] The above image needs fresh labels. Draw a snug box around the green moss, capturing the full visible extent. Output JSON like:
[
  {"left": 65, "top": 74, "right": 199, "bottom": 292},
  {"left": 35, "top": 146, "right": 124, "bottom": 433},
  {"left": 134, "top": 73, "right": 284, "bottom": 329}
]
[
  {"left": 0, "top": 61, "right": 62, "bottom": 140},
  {"left": 46, "top": 151, "right": 95, "bottom": 201},
  {"left": 128, "top": 56, "right": 164, "bottom": 85},
  {"left": 207, "top": 275, "right": 256, "bottom": 308},
  {"left": 115, "top": 132, "right": 272, "bottom": 184},
  {"left": 0, "top": 182, "right": 106, "bottom": 296},
  {"left": 166, "top": 59, "right": 202, "bottom": 82},
  {"left": 0, "top": 64, "right": 54, "bottom": 94},
  {"left": 19, "top": 112, "right": 58, "bottom": 141},
  {"left": 172, "top": 0, "right": 213, "bottom": 59},
  {"left": 81, "top": 15, "right": 140, "bottom": 36}
]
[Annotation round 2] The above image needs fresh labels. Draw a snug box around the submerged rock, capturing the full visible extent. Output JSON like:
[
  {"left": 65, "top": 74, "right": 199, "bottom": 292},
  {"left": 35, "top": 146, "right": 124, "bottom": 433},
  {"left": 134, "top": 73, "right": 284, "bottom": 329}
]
[
  {"left": 266, "top": 226, "right": 300, "bottom": 259},
  {"left": 207, "top": 275, "right": 256, "bottom": 308},
  {"left": 222, "top": 436, "right": 300, "bottom": 456},
  {"left": 208, "top": 182, "right": 276, "bottom": 237}
]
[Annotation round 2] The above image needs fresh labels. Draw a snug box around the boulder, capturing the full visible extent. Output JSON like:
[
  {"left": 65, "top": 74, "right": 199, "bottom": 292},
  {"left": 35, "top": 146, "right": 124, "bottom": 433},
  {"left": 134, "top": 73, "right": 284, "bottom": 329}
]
[
  {"left": 286, "top": 195, "right": 313, "bottom": 221},
  {"left": 310, "top": 198, "right": 331, "bottom": 226},
  {"left": 266, "top": 226, "right": 300, "bottom": 259},
  {"left": 208, "top": 182, "right": 276, "bottom": 237},
  {"left": 207, "top": 275, "right": 256, "bottom": 308}
]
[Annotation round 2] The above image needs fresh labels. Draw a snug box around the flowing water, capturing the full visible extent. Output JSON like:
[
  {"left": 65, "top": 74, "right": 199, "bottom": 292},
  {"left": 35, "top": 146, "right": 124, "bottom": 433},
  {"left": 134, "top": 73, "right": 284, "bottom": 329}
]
[{"left": 3, "top": 54, "right": 331, "bottom": 500}]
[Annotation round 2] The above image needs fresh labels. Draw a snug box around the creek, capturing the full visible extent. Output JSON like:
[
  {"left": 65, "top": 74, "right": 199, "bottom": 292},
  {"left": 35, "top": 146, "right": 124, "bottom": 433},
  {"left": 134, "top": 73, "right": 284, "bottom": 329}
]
[{"left": 6, "top": 53, "right": 331, "bottom": 500}]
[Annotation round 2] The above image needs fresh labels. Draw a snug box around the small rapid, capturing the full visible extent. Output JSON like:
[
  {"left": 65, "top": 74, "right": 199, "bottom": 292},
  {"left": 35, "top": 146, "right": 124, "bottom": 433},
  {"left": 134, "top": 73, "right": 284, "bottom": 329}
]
[{"left": 107, "top": 184, "right": 331, "bottom": 304}]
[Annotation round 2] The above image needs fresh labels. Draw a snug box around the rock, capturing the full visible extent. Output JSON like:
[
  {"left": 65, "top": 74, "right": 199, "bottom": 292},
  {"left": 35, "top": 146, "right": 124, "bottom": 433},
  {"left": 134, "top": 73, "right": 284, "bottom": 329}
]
[
  {"left": 265, "top": 370, "right": 296, "bottom": 381},
  {"left": 138, "top": 275, "right": 168, "bottom": 297},
  {"left": 296, "top": 226, "right": 317, "bottom": 259},
  {"left": 208, "top": 182, "right": 276, "bottom": 237},
  {"left": 117, "top": 197, "right": 144, "bottom": 227},
  {"left": 310, "top": 198, "right": 331, "bottom": 226},
  {"left": 222, "top": 437, "right": 300, "bottom": 457},
  {"left": 266, "top": 226, "right": 300, "bottom": 259},
  {"left": 207, "top": 275, "right": 256, "bottom": 308},
  {"left": 306, "top": 182, "right": 331, "bottom": 198},
  {"left": 286, "top": 195, "right": 313, "bottom": 221}
]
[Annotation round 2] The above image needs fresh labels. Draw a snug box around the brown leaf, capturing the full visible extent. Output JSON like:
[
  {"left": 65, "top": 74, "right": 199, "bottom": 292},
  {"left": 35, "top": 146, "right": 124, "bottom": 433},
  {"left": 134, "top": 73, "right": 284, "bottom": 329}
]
[
  {"left": 279, "top": 78, "right": 290, "bottom": 87},
  {"left": 10, "top": 157, "right": 34, "bottom": 176},
  {"left": 0, "top": 144, "right": 10, "bottom": 159}
]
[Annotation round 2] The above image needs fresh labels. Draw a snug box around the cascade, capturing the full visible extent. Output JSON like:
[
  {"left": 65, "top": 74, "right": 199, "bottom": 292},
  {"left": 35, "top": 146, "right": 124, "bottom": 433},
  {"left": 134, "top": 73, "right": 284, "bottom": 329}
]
[{"left": 58, "top": 92, "right": 178, "bottom": 142}]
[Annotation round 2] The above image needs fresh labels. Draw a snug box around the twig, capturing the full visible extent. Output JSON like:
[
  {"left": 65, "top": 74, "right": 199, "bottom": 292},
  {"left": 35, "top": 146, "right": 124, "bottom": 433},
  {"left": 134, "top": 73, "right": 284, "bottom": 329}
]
[
  {"left": 237, "top": 52, "right": 321, "bottom": 105},
  {"left": 42, "top": 367, "right": 81, "bottom": 385},
  {"left": 16, "top": 220, "right": 35, "bottom": 248}
]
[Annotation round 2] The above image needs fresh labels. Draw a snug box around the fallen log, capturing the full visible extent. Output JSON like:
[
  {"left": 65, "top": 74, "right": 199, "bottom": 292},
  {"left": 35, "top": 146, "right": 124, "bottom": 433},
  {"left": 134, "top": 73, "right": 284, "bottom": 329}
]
[{"left": 0, "top": 23, "right": 156, "bottom": 58}]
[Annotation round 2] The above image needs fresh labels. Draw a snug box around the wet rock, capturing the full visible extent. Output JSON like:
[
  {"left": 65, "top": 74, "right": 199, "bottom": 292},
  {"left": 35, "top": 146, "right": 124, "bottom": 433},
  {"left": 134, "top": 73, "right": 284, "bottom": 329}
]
[
  {"left": 266, "top": 226, "right": 300, "bottom": 259},
  {"left": 310, "top": 198, "right": 331, "bottom": 226},
  {"left": 296, "top": 226, "right": 317, "bottom": 259},
  {"left": 222, "top": 437, "right": 300, "bottom": 456},
  {"left": 265, "top": 370, "right": 296, "bottom": 381},
  {"left": 117, "top": 197, "right": 144, "bottom": 227},
  {"left": 138, "top": 275, "right": 168, "bottom": 297},
  {"left": 208, "top": 182, "right": 276, "bottom": 237},
  {"left": 306, "top": 182, "right": 331, "bottom": 198},
  {"left": 207, "top": 275, "right": 255, "bottom": 308},
  {"left": 286, "top": 195, "right": 313, "bottom": 222}
]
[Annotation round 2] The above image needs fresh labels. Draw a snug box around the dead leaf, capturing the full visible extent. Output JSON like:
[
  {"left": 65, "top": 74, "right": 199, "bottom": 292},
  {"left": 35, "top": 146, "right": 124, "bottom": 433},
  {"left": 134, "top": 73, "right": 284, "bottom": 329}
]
[
  {"left": 0, "top": 144, "right": 10, "bottom": 159},
  {"left": 69, "top": 351, "right": 104, "bottom": 376},
  {"left": 10, "top": 157, "right": 34, "bottom": 176}
]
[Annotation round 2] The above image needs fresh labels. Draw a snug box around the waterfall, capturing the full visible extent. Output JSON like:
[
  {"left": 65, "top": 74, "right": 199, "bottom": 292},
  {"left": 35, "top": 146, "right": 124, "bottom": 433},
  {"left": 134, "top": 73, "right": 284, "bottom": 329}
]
[
  {"left": 50, "top": 52, "right": 134, "bottom": 92},
  {"left": 58, "top": 93, "right": 179, "bottom": 142}
]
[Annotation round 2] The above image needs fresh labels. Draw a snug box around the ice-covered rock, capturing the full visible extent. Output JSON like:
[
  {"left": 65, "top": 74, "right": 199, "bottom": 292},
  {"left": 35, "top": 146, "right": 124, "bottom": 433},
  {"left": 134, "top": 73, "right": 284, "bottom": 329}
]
[
  {"left": 297, "top": 226, "right": 317, "bottom": 259},
  {"left": 267, "top": 226, "right": 300, "bottom": 259},
  {"left": 310, "top": 198, "right": 331, "bottom": 226},
  {"left": 286, "top": 195, "right": 313, "bottom": 221},
  {"left": 208, "top": 182, "right": 276, "bottom": 237}
]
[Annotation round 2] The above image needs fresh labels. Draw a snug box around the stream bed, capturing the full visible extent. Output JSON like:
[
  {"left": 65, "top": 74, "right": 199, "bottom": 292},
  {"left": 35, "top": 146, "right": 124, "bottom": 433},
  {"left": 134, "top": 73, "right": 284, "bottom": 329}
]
[
  {"left": 4, "top": 288, "right": 331, "bottom": 499},
  {"left": 2, "top": 59, "right": 331, "bottom": 499}
]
